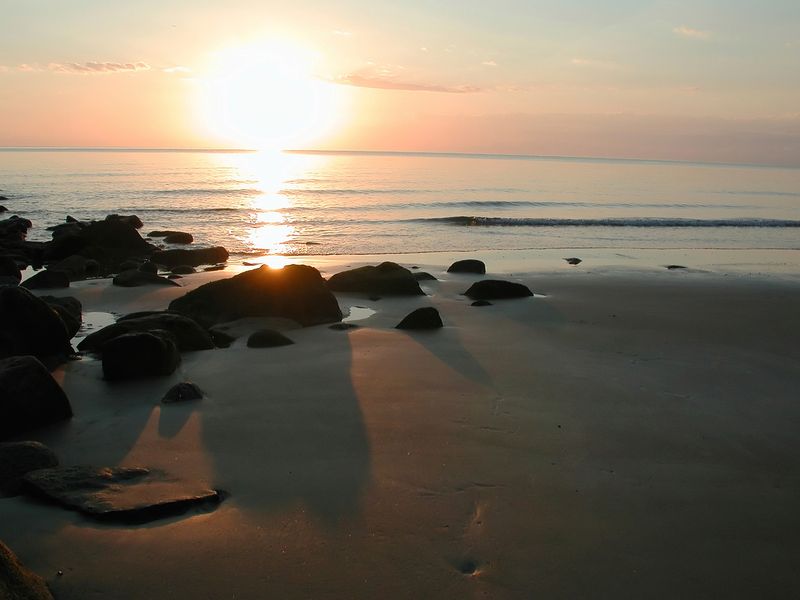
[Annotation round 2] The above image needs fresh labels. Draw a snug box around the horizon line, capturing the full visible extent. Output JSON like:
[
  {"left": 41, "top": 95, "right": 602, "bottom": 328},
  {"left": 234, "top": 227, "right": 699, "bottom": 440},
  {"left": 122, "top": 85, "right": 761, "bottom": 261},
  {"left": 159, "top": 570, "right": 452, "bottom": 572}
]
[{"left": 0, "top": 146, "right": 796, "bottom": 170}]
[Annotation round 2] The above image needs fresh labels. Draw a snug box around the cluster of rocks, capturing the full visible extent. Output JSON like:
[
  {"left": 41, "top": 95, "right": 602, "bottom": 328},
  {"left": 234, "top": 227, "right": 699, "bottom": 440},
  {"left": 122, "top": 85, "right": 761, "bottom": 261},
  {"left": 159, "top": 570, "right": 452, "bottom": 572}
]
[{"left": 0, "top": 208, "right": 231, "bottom": 291}]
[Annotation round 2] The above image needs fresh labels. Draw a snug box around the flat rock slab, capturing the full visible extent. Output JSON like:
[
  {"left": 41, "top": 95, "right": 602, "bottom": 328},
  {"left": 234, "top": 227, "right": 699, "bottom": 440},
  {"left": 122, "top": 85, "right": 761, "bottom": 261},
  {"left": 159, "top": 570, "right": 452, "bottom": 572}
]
[
  {"left": 23, "top": 466, "right": 220, "bottom": 523},
  {"left": 0, "top": 541, "right": 53, "bottom": 600}
]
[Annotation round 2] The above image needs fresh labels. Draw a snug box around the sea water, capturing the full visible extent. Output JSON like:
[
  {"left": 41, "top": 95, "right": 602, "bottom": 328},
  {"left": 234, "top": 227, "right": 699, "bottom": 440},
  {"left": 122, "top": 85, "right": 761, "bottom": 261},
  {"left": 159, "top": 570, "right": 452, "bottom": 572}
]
[{"left": 1, "top": 149, "right": 798, "bottom": 262}]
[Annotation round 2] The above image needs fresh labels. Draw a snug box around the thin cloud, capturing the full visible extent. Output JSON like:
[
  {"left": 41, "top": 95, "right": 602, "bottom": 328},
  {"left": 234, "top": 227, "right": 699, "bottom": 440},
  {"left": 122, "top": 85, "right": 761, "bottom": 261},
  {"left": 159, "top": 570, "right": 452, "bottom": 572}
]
[
  {"left": 673, "top": 26, "right": 712, "bottom": 40},
  {"left": 571, "top": 57, "right": 621, "bottom": 69},
  {"left": 13, "top": 61, "right": 151, "bottom": 74},
  {"left": 482, "top": 60, "right": 498, "bottom": 67},
  {"left": 336, "top": 73, "right": 482, "bottom": 93},
  {"left": 332, "top": 30, "right": 353, "bottom": 37},
  {"left": 162, "top": 66, "right": 192, "bottom": 74}
]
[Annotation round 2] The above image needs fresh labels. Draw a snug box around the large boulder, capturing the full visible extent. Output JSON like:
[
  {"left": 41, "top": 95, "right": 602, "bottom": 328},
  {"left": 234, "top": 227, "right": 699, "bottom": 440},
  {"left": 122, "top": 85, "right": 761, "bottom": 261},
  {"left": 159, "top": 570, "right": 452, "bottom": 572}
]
[
  {"left": 0, "top": 256, "right": 21, "bottom": 282},
  {"left": 169, "top": 264, "right": 343, "bottom": 327},
  {"left": 164, "top": 232, "right": 193, "bottom": 244},
  {"left": 447, "top": 259, "right": 486, "bottom": 274},
  {"left": 78, "top": 312, "right": 213, "bottom": 353},
  {"left": 0, "top": 286, "right": 72, "bottom": 361},
  {"left": 112, "top": 269, "right": 179, "bottom": 288},
  {"left": 22, "top": 466, "right": 220, "bottom": 523},
  {"left": 395, "top": 307, "right": 443, "bottom": 330},
  {"left": 79, "top": 217, "right": 151, "bottom": 252},
  {"left": 152, "top": 246, "right": 229, "bottom": 267},
  {"left": 0, "top": 540, "right": 54, "bottom": 600},
  {"left": 0, "top": 356, "right": 73, "bottom": 441},
  {"left": 101, "top": 331, "right": 180, "bottom": 381},
  {"left": 327, "top": 262, "right": 424, "bottom": 296},
  {"left": 39, "top": 296, "right": 82, "bottom": 339},
  {"left": 20, "top": 270, "right": 69, "bottom": 290},
  {"left": 0, "top": 216, "right": 32, "bottom": 242},
  {"left": 47, "top": 254, "right": 100, "bottom": 281},
  {"left": 0, "top": 441, "right": 59, "bottom": 496},
  {"left": 463, "top": 280, "right": 534, "bottom": 300}
]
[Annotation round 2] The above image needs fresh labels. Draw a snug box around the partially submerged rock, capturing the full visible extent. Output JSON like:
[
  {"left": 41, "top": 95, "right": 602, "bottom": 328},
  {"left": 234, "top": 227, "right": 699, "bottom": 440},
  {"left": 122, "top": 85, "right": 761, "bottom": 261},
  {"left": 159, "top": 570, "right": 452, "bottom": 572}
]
[
  {"left": 247, "top": 329, "right": 294, "bottom": 348},
  {"left": 395, "top": 307, "right": 443, "bottom": 330},
  {"left": 171, "top": 265, "right": 196, "bottom": 275},
  {"left": 152, "top": 246, "right": 229, "bottom": 267},
  {"left": 78, "top": 312, "right": 214, "bottom": 353},
  {"left": 327, "top": 262, "right": 424, "bottom": 296},
  {"left": 413, "top": 271, "right": 437, "bottom": 281},
  {"left": 0, "top": 356, "right": 73, "bottom": 441},
  {"left": 112, "top": 269, "right": 179, "bottom": 288},
  {"left": 447, "top": 259, "right": 485, "bottom": 274},
  {"left": 0, "top": 286, "right": 72, "bottom": 361},
  {"left": 21, "top": 270, "right": 69, "bottom": 290},
  {"left": 164, "top": 232, "right": 193, "bottom": 244},
  {"left": 162, "top": 382, "right": 204, "bottom": 404},
  {"left": 471, "top": 300, "right": 493, "bottom": 307},
  {"left": 0, "top": 441, "right": 59, "bottom": 496},
  {"left": 564, "top": 257, "right": 582, "bottom": 265},
  {"left": 169, "top": 264, "right": 342, "bottom": 327},
  {"left": 0, "top": 540, "right": 54, "bottom": 600},
  {"left": 464, "top": 280, "right": 533, "bottom": 300},
  {"left": 102, "top": 331, "right": 180, "bottom": 381},
  {"left": 23, "top": 466, "right": 220, "bottom": 523}
]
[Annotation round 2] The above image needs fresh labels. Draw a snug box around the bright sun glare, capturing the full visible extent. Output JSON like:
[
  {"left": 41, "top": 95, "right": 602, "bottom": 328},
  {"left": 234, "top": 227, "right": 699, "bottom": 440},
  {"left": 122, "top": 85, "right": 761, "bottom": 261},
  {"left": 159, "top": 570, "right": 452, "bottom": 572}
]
[{"left": 197, "top": 40, "right": 345, "bottom": 150}]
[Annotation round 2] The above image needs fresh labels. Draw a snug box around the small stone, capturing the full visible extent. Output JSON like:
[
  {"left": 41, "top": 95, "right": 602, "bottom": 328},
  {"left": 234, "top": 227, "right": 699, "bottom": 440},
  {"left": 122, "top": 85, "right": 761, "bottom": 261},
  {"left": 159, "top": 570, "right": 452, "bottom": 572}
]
[
  {"left": 447, "top": 259, "right": 485, "bottom": 274},
  {"left": 471, "top": 300, "right": 493, "bottom": 307},
  {"left": 247, "top": 329, "right": 294, "bottom": 348},
  {"left": 396, "top": 307, "right": 443, "bottom": 330},
  {"left": 564, "top": 257, "right": 582, "bottom": 265},
  {"left": 162, "top": 382, "right": 204, "bottom": 403}
]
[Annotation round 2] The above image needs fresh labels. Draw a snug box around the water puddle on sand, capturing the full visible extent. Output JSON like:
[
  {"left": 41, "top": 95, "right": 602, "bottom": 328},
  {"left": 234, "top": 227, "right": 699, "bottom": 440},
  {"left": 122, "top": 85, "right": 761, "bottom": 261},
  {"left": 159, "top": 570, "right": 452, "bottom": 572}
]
[
  {"left": 74, "top": 311, "right": 117, "bottom": 339},
  {"left": 343, "top": 306, "right": 376, "bottom": 323}
]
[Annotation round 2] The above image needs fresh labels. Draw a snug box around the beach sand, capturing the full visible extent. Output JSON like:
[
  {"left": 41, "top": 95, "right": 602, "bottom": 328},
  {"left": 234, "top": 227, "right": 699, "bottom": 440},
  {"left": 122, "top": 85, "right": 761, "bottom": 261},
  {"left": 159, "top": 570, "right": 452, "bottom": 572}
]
[{"left": 2, "top": 253, "right": 800, "bottom": 598}]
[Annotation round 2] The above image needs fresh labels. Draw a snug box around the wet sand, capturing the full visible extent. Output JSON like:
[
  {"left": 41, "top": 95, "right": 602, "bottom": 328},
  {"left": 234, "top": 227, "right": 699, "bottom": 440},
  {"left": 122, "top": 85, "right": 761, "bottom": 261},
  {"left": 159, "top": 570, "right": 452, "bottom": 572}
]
[{"left": 2, "top": 255, "right": 800, "bottom": 599}]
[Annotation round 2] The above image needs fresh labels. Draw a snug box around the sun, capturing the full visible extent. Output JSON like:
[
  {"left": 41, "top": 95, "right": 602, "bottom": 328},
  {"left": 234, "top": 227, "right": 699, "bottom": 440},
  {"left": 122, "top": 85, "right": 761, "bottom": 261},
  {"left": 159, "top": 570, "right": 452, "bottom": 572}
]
[{"left": 196, "top": 40, "right": 345, "bottom": 150}]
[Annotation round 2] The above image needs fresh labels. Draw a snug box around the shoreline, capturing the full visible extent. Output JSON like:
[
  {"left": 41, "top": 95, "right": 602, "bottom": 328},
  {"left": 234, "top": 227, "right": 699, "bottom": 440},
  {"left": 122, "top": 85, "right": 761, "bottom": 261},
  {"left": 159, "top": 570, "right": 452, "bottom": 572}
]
[{"left": 3, "top": 251, "right": 800, "bottom": 598}]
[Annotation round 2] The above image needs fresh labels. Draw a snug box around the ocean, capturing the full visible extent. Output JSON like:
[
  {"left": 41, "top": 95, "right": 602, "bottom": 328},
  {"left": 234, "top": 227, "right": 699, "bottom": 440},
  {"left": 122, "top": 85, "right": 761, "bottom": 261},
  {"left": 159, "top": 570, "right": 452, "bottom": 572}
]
[{"left": 1, "top": 149, "right": 799, "bottom": 262}]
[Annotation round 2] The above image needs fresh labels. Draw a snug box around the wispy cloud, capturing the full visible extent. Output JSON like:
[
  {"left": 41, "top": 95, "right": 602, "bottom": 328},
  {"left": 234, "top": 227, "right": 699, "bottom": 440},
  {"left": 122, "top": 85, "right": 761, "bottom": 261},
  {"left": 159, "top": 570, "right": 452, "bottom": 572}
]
[
  {"left": 162, "top": 66, "right": 191, "bottom": 74},
  {"left": 9, "top": 61, "right": 151, "bottom": 74},
  {"left": 336, "top": 72, "right": 482, "bottom": 93},
  {"left": 673, "top": 25, "right": 712, "bottom": 40},
  {"left": 332, "top": 30, "right": 353, "bottom": 37},
  {"left": 481, "top": 60, "right": 498, "bottom": 67},
  {"left": 571, "top": 57, "right": 621, "bottom": 70}
]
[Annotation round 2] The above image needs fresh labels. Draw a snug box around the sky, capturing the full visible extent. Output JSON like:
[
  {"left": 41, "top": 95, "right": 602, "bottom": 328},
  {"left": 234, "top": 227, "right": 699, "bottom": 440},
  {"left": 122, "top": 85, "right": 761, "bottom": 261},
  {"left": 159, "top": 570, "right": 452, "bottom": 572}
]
[{"left": 1, "top": 0, "right": 799, "bottom": 165}]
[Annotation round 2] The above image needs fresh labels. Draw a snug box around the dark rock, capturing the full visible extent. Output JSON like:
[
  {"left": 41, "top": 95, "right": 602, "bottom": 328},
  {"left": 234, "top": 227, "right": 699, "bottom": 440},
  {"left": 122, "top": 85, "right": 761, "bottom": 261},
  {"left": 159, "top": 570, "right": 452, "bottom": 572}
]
[
  {"left": 112, "top": 269, "right": 179, "bottom": 288},
  {"left": 80, "top": 217, "right": 151, "bottom": 252},
  {"left": 164, "top": 232, "right": 193, "bottom": 244},
  {"left": 413, "top": 271, "right": 437, "bottom": 281},
  {"left": 0, "top": 540, "right": 54, "bottom": 599},
  {"left": 246, "top": 329, "right": 294, "bottom": 348},
  {"left": 666, "top": 264, "right": 687, "bottom": 270},
  {"left": 464, "top": 280, "right": 534, "bottom": 300},
  {"left": 471, "top": 300, "right": 493, "bottom": 307},
  {"left": 329, "top": 323, "right": 359, "bottom": 331},
  {"left": 0, "top": 256, "right": 21, "bottom": 282},
  {"left": 0, "top": 441, "right": 59, "bottom": 496},
  {"left": 105, "top": 214, "right": 143, "bottom": 229},
  {"left": 101, "top": 331, "right": 180, "bottom": 380},
  {"left": 203, "top": 264, "right": 226, "bottom": 272},
  {"left": 118, "top": 260, "right": 139, "bottom": 272},
  {"left": 41, "top": 233, "right": 85, "bottom": 262},
  {"left": 327, "top": 262, "right": 424, "bottom": 296},
  {"left": 564, "top": 257, "right": 582, "bottom": 265},
  {"left": 78, "top": 312, "right": 213, "bottom": 353},
  {"left": 148, "top": 230, "right": 187, "bottom": 238},
  {"left": 138, "top": 261, "right": 158, "bottom": 274},
  {"left": 20, "top": 270, "right": 69, "bottom": 290},
  {"left": 65, "top": 215, "right": 79, "bottom": 224},
  {"left": 22, "top": 466, "right": 220, "bottom": 523},
  {"left": 48, "top": 254, "right": 100, "bottom": 280},
  {"left": 0, "top": 287, "right": 72, "bottom": 361},
  {"left": 0, "top": 356, "right": 73, "bottom": 441},
  {"left": 40, "top": 296, "right": 82, "bottom": 339},
  {"left": 167, "top": 274, "right": 182, "bottom": 280},
  {"left": 210, "top": 330, "right": 235, "bottom": 348},
  {"left": 0, "top": 216, "right": 32, "bottom": 242},
  {"left": 152, "top": 246, "right": 229, "bottom": 267},
  {"left": 171, "top": 265, "right": 196, "bottom": 275},
  {"left": 169, "top": 264, "right": 342, "bottom": 328},
  {"left": 447, "top": 259, "right": 485, "bottom": 274},
  {"left": 162, "top": 382, "right": 204, "bottom": 404},
  {"left": 0, "top": 276, "right": 19, "bottom": 287},
  {"left": 396, "top": 307, "right": 443, "bottom": 330}
]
